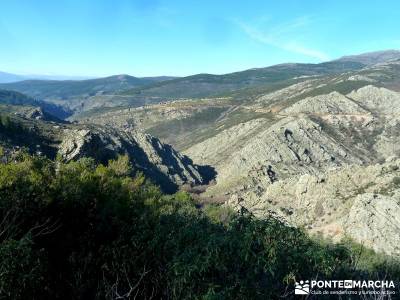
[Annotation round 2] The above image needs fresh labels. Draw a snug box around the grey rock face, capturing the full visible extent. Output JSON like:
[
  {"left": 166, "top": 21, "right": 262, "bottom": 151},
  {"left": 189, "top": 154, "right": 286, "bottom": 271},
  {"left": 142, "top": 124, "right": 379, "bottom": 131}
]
[
  {"left": 223, "top": 161, "right": 400, "bottom": 256},
  {"left": 343, "top": 193, "right": 400, "bottom": 256},
  {"left": 255, "top": 80, "right": 323, "bottom": 105},
  {"left": 26, "top": 107, "right": 45, "bottom": 120},
  {"left": 59, "top": 126, "right": 206, "bottom": 192},
  {"left": 347, "top": 85, "right": 400, "bottom": 114},
  {"left": 183, "top": 82, "right": 400, "bottom": 256},
  {"left": 49, "top": 57, "right": 400, "bottom": 257},
  {"left": 186, "top": 115, "right": 362, "bottom": 194},
  {"left": 281, "top": 91, "right": 369, "bottom": 115}
]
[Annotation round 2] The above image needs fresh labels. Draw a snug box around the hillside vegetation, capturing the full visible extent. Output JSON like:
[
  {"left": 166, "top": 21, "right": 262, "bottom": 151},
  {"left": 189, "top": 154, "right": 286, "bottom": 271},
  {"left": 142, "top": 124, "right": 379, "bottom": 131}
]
[
  {"left": 0, "top": 75, "right": 173, "bottom": 101},
  {"left": 0, "top": 153, "right": 399, "bottom": 299},
  {"left": 2, "top": 51, "right": 400, "bottom": 298},
  {"left": 0, "top": 60, "right": 367, "bottom": 115}
]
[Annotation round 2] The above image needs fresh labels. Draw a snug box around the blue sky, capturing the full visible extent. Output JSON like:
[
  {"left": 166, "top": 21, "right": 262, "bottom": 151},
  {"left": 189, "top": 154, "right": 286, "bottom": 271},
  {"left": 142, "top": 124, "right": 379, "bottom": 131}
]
[{"left": 1, "top": 0, "right": 400, "bottom": 77}]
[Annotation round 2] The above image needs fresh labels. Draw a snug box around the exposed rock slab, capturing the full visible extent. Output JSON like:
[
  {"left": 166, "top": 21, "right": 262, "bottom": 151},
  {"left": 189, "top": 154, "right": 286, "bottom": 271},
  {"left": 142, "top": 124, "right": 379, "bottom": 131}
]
[
  {"left": 281, "top": 91, "right": 369, "bottom": 115},
  {"left": 59, "top": 126, "right": 206, "bottom": 192},
  {"left": 343, "top": 193, "right": 400, "bottom": 256},
  {"left": 347, "top": 85, "right": 400, "bottom": 114}
]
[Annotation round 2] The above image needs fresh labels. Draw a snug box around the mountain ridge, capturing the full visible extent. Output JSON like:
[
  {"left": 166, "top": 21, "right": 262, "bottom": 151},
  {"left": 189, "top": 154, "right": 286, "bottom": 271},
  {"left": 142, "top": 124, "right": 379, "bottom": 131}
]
[
  {"left": 335, "top": 49, "right": 400, "bottom": 65},
  {"left": 0, "top": 50, "right": 398, "bottom": 116}
]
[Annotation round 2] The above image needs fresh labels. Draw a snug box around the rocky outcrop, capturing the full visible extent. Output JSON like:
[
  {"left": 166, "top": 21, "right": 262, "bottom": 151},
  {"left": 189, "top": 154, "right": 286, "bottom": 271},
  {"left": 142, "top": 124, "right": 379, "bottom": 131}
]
[
  {"left": 26, "top": 107, "right": 46, "bottom": 120},
  {"left": 223, "top": 160, "right": 400, "bottom": 256},
  {"left": 347, "top": 85, "right": 400, "bottom": 114},
  {"left": 186, "top": 115, "right": 364, "bottom": 194},
  {"left": 255, "top": 79, "right": 323, "bottom": 105},
  {"left": 58, "top": 126, "right": 207, "bottom": 192},
  {"left": 11, "top": 106, "right": 57, "bottom": 122},
  {"left": 372, "top": 114, "right": 400, "bottom": 159},
  {"left": 183, "top": 84, "right": 400, "bottom": 256},
  {"left": 184, "top": 118, "right": 268, "bottom": 167},
  {"left": 54, "top": 59, "right": 400, "bottom": 257},
  {"left": 343, "top": 193, "right": 400, "bottom": 256},
  {"left": 281, "top": 91, "right": 369, "bottom": 115}
]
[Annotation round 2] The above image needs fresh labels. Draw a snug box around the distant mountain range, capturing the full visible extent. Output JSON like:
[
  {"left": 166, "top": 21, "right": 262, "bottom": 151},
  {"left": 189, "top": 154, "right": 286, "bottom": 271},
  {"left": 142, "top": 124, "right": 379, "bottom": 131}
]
[
  {"left": 335, "top": 49, "right": 400, "bottom": 65},
  {"left": 0, "top": 74, "right": 176, "bottom": 99},
  {"left": 0, "top": 71, "right": 179, "bottom": 83},
  {"left": 1, "top": 50, "right": 399, "bottom": 114},
  {"left": 0, "top": 71, "right": 97, "bottom": 83},
  {"left": 2, "top": 49, "right": 399, "bottom": 84}
]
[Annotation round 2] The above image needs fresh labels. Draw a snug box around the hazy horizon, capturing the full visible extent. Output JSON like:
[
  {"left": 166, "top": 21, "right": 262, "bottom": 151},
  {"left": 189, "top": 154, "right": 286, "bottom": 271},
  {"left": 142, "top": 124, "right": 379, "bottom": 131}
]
[{"left": 2, "top": 48, "right": 400, "bottom": 80}]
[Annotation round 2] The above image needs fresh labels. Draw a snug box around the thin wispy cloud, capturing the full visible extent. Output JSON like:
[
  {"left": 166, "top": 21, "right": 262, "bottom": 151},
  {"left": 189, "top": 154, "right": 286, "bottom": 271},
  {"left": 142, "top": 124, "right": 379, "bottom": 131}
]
[{"left": 237, "top": 18, "right": 330, "bottom": 61}]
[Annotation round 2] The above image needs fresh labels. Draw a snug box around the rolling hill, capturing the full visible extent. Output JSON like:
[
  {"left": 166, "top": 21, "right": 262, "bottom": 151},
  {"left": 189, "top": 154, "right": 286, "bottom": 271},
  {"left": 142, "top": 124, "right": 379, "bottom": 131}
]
[
  {"left": 0, "top": 56, "right": 368, "bottom": 115},
  {"left": 0, "top": 89, "right": 72, "bottom": 119},
  {"left": 0, "top": 74, "right": 175, "bottom": 101},
  {"left": 2, "top": 50, "right": 398, "bottom": 116},
  {"left": 118, "top": 60, "right": 366, "bottom": 99}
]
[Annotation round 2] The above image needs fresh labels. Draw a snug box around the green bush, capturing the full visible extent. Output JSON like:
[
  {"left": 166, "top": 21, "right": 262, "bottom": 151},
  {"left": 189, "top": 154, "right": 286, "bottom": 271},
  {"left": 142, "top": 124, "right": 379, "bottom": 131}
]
[
  {"left": 0, "top": 237, "right": 47, "bottom": 300},
  {"left": 0, "top": 154, "right": 399, "bottom": 299}
]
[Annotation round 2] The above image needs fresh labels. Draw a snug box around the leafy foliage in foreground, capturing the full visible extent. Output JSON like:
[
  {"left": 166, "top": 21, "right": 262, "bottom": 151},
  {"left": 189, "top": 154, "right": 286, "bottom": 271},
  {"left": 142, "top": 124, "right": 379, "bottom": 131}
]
[{"left": 0, "top": 154, "right": 398, "bottom": 299}]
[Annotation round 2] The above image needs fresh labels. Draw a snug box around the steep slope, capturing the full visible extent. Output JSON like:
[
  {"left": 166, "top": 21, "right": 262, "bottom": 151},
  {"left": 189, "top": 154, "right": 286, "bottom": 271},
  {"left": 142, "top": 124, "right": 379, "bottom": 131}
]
[
  {"left": 281, "top": 91, "right": 369, "bottom": 115},
  {"left": 0, "top": 109, "right": 210, "bottom": 193},
  {"left": 347, "top": 85, "right": 400, "bottom": 113},
  {"left": 182, "top": 100, "right": 400, "bottom": 255},
  {"left": 58, "top": 126, "right": 205, "bottom": 192},
  {"left": 185, "top": 115, "right": 367, "bottom": 191},
  {"left": 224, "top": 161, "right": 400, "bottom": 256}
]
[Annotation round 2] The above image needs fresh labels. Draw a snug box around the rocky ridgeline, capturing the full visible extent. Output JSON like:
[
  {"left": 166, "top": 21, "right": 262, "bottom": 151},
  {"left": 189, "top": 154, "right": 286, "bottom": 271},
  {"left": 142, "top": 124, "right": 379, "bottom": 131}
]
[
  {"left": 225, "top": 161, "right": 400, "bottom": 256},
  {"left": 255, "top": 79, "right": 324, "bottom": 105},
  {"left": 281, "top": 91, "right": 369, "bottom": 115},
  {"left": 184, "top": 82, "right": 400, "bottom": 256},
  {"left": 58, "top": 126, "right": 206, "bottom": 192},
  {"left": 0, "top": 109, "right": 209, "bottom": 193},
  {"left": 347, "top": 85, "right": 400, "bottom": 114},
  {"left": 186, "top": 115, "right": 364, "bottom": 192}
]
